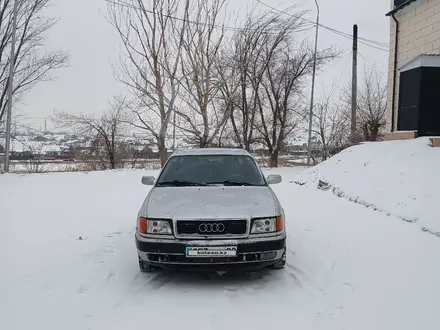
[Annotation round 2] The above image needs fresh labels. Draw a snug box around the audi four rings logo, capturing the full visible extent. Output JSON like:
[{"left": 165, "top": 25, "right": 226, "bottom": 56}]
[{"left": 199, "top": 223, "right": 225, "bottom": 233}]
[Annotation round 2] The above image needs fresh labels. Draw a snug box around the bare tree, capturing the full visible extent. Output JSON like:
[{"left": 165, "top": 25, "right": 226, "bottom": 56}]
[
  {"left": 214, "top": 9, "right": 338, "bottom": 165},
  {"left": 23, "top": 142, "right": 54, "bottom": 173},
  {"left": 53, "top": 98, "right": 128, "bottom": 170},
  {"left": 214, "top": 49, "right": 241, "bottom": 146},
  {"left": 224, "top": 10, "right": 294, "bottom": 151},
  {"left": 107, "top": 0, "right": 189, "bottom": 166},
  {"left": 0, "top": 0, "right": 68, "bottom": 123},
  {"left": 357, "top": 69, "right": 387, "bottom": 141},
  {"left": 312, "top": 94, "right": 349, "bottom": 162},
  {"left": 7, "top": 137, "right": 55, "bottom": 173},
  {"left": 343, "top": 68, "right": 387, "bottom": 141},
  {"left": 175, "top": 0, "right": 228, "bottom": 148},
  {"left": 255, "top": 33, "right": 337, "bottom": 167}
]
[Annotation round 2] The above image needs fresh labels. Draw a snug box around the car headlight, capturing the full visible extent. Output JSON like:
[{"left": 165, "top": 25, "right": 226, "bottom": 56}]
[
  {"left": 251, "top": 216, "right": 284, "bottom": 234},
  {"left": 138, "top": 217, "right": 172, "bottom": 235}
]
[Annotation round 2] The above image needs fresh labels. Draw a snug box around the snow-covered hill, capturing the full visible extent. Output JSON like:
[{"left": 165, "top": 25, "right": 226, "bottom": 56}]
[{"left": 297, "top": 137, "right": 440, "bottom": 237}]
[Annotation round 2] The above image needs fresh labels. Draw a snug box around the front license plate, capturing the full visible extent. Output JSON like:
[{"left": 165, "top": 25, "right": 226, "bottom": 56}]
[{"left": 186, "top": 246, "right": 237, "bottom": 257}]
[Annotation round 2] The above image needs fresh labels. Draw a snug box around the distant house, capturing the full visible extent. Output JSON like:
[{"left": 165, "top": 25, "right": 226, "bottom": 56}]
[
  {"left": 11, "top": 150, "right": 33, "bottom": 161},
  {"left": 33, "top": 135, "right": 50, "bottom": 142},
  {"left": 282, "top": 145, "right": 306, "bottom": 153},
  {"left": 43, "top": 145, "right": 62, "bottom": 158},
  {"left": 386, "top": 0, "right": 440, "bottom": 138},
  {"left": 74, "top": 146, "right": 92, "bottom": 160},
  {"left": 0, "top": 144, "right": 5, "bottom": 154}
]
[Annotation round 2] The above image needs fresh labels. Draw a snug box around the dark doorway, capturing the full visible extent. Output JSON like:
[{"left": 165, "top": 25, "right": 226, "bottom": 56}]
[{"left": 397, "top": 55, "right": 440, "bottom": 137}]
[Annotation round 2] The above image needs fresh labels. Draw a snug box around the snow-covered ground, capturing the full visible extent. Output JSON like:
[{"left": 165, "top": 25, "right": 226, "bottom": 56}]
[
  {"left": 297, "top": 137, "right": 440, "bottom": 237},
  {"left": 1, "top": 164, "right": 440, "bottom": 330},
  {"left": 7, "top": 159, "right": 162, "bottom": 173}
]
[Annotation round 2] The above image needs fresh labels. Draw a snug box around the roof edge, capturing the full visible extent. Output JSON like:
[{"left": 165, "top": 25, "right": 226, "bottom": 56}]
[
  {"left": 400, "top": 54, "right": 440, "bottom": 72},
  {"left": 171, "top": 148, "right": 251, "bottom": 157},
  {"left": 386, "top": 0, "right": 417, "bottom": 17}
]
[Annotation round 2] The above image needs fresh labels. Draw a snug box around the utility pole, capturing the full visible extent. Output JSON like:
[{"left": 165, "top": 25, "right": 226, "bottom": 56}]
[
  {"left": 351, "top": 24, "right": 358, "bottom": 141},
  {"left": 4, "top": 0, "right": 19, "bottom": 172},
  {"left": 172, "top": 110, "right": 176, "bottom": 151},
  {"left": 307, "top": 0, "right": 320, "bottom": 166},
  {"left": 44, "top": 118, "right": 47, "bottom": 132}
]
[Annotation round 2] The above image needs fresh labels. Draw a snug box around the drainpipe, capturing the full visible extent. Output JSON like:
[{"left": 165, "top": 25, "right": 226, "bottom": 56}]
[{"left": 391, "top": 14, "right": 399, "bottom": 132}]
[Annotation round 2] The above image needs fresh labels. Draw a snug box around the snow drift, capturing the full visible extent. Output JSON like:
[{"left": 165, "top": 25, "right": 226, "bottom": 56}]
[{"left": 296, "top": 137, "right": 440, "bottom": 236}]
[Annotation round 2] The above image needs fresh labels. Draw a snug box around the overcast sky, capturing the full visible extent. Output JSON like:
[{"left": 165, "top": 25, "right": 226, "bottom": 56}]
[{"left": 20, "top": 0, "right": 391, "bottom": 130}]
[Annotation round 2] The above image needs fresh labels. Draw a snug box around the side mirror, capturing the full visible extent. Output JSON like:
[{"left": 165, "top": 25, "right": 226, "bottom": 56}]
[
  {"left": 267, "top": 174, "right": 282, "bottom": 185},
  {"left": 141, "top": 176, "right": 156, "bottom": 185}
]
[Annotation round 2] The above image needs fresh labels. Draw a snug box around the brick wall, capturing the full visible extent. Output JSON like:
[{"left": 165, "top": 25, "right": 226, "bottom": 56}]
[{"left": 386, "top": 0, "right": 440, "bottom": 131}]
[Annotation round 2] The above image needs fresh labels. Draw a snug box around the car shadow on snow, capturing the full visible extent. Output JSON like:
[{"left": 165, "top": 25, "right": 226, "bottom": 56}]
[{"left": 133, "top": 265, "right": 302, "bottom": 294}]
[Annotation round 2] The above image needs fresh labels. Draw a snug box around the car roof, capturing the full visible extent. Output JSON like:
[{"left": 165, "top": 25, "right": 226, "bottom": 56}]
[{"left": 170, "top": 148, "right": 251, "bottom": 157}]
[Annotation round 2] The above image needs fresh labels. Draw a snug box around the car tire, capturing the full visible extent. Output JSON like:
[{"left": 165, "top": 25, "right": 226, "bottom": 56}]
[
  {"left": 138, "top": 256, "right": 155, "bottom": 273},
  {"left": 271, "top": 247, "right": 286, "bottom": 269}
]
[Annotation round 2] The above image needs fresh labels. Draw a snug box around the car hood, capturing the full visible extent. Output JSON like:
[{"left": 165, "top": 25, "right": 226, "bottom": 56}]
[{"left": 140, "top": 186, "right": 280, "bottom": 219}]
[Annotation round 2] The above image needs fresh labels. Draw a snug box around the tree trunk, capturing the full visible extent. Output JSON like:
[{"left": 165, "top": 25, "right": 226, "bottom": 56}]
[
  {"left": 109, "top": 153, "right": 116, "bottom": 169},
  {"left": 363, "top": 122, "right": 370, "bottom": 141},
  {"left": 199, "top": 135, "right": 209, "bottom": 148},
  {"left": 244, "top": 139, "right": 251, "bottom": 152},
  {"left": 269, "top": 150, "right": 279, "bottom": 168},
  {"left": 370, "top": 123, "right": 379, "bottom": 141},
  {"left": 322, "top": 147, "right": 328, "bottom": 161},
  {"left": 158, "top": 139, "right": 167, "bottom": 167},
  {"left": 218, "top": 123, "right": 226, "bottom": 147}
]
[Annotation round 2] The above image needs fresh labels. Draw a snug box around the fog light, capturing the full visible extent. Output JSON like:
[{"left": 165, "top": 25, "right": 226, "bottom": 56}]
[{"left": 260, "top": 252, "right": 277, "bottom": 260}]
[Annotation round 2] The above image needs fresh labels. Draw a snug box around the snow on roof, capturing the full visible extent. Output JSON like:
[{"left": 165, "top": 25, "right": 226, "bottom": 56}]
[
  {"left": 171, "top": 148, "right": 250, "bottom": 157},
  {"left": 10, "top": 140, "right": 31, "bottom": 153},
  {"left": 41, "top": 145, "right": 62, "bottom": 153},
  {"left": 11, "top": 140, "right": 62, "bottom": 153},
  {"left": 400, "top": 54, "right": 440, "bottom": 72},
  {"left": 65, "top": 140, "right": 80, "bottom": 145}
]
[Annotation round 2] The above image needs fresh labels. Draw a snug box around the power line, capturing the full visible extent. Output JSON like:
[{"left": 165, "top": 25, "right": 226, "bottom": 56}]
[
  {"left": 105, "top": 0, "right": 388, "bottom": 51},
  {"left": 104, "top": 0, "right": 316, "bottom": 33},
  {"left": 329, "top": 51, "right": 353, "bottom": 98},
  {"left": 317, "top": 24, "right": 388, "bottom": 48},
  {"left": 327, "top": 28, "right": 389, "bottom": 52},
  {"left": 256, "top": 0, "right": 389, "bottom": 47},
  {"left": 320, "top": 49, "right": 349, "bottom": 74},
  {"left": 358, "top": 51, "right": 387, "bottom": 77},
  {"left": 322, "top": 27, "right": 389, "bottom": 51},
  {"left": 105, "top": 0, "right": 233, "bottom": 31},
  {"left": 256, "top": 0, "right": 389, "bottom": 52}
]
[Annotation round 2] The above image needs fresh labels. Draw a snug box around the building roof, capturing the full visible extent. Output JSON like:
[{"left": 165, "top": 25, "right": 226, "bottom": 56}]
[
  {"left": 386, "top": 0, "right": 418, "bottom": 16},
  {"left": 400, "top": 54, "right": 440, "bottom": 72},
  {"left": 171, "top": 148, "right": 250, "bottom": 157}
]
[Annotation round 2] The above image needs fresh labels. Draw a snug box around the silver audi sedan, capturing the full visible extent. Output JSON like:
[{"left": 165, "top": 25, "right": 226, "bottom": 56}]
[{"left": 135, "top": 148, "right": 286, "bottom": 272}]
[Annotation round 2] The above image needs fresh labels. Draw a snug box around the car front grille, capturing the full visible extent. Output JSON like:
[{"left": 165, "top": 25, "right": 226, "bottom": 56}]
[{"left": 176, "top": 220, "right": 247, "bottom": 236}]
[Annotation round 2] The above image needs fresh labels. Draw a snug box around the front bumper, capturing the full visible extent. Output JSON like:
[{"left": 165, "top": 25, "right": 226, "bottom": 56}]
[{"left": 136, "top": 233, "right": 286, "bottom": 271}]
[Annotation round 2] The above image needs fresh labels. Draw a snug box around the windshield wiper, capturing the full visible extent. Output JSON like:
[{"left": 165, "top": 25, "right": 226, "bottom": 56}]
[
  {"left": 156, "top": 180, "right": 207, "bottom": 187},
  {"left": 207, "top": 180, "right": 255, "bottom": 186}
]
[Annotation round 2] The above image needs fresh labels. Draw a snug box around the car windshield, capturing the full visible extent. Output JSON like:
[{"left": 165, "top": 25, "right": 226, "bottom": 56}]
[{"left": 156, "top": 154, "right": 266, "bottom": 186}]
